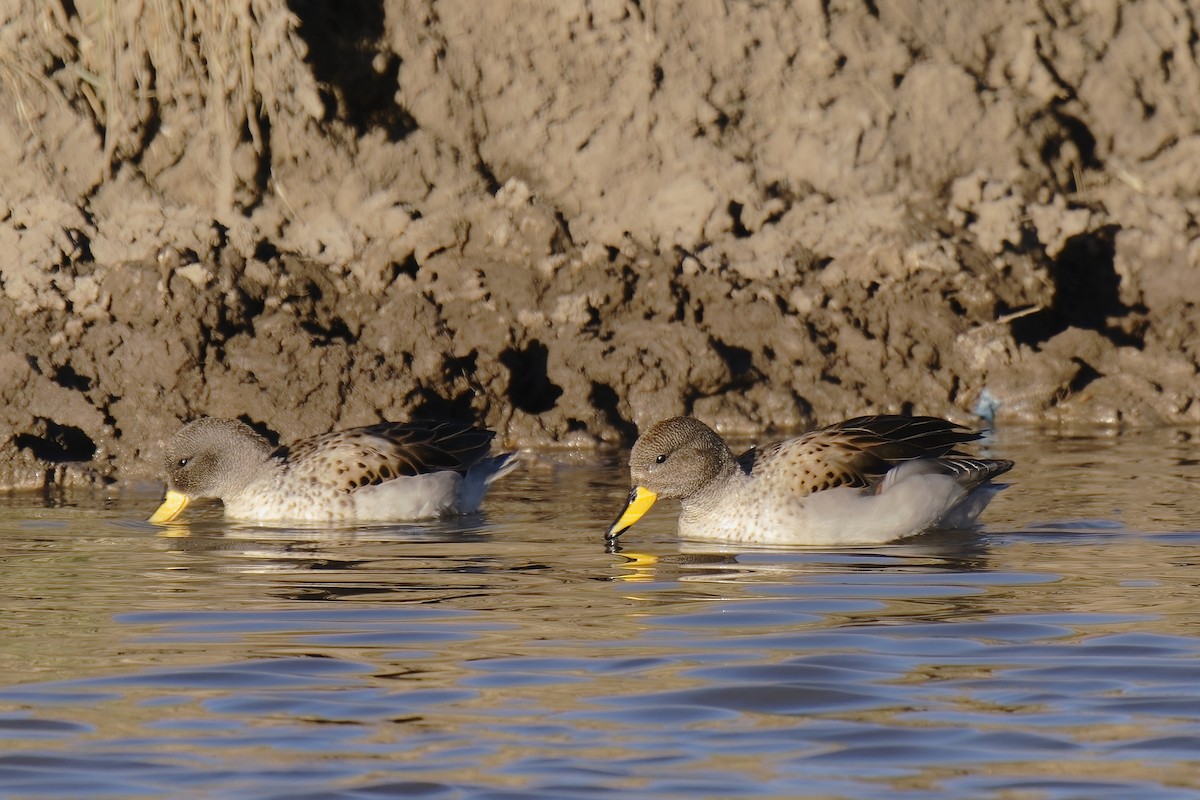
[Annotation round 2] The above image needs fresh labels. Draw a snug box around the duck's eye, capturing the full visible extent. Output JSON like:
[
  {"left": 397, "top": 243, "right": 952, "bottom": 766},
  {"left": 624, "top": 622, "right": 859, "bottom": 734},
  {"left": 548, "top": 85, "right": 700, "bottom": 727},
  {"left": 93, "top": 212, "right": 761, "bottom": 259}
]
[
  {"left": 178, "top": 458, "right": 189, "bottom": 468},
  {"left": 655, "top": 453, "right": 667, "bottom": 464}
]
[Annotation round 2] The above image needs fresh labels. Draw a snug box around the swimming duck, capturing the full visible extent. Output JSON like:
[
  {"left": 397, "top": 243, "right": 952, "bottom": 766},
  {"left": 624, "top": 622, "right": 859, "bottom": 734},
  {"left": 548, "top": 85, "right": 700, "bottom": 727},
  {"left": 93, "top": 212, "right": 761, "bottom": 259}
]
[
  {"left": 606, "top": 415, "right": 1012, "bottom": 545},
  {"left": 149, "top": 417, "right": 518, "bottom": 524}
]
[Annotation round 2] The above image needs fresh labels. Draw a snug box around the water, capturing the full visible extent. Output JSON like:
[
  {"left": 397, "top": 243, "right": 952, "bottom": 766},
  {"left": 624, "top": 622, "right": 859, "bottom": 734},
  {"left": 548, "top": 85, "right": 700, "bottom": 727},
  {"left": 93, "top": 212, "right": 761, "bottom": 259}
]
[{"left": 3, "top": 426, "right": 1200, "bottom": 798}]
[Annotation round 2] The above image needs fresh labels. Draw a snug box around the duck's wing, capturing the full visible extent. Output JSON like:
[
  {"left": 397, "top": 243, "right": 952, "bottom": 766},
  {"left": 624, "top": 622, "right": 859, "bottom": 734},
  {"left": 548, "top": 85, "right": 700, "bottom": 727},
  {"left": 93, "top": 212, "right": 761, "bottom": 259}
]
[
  {"left": 278, "top": 422, "right": 497, "bottom": 492},
  {"left": 935, "top": 455, "right": 1015, "bottom": 491},
  {"left": 737, "top": 415, "right": 1002, "bottom": 495},
  {"left": 824, "top": 415, "right": 984, "bottom": 459}
]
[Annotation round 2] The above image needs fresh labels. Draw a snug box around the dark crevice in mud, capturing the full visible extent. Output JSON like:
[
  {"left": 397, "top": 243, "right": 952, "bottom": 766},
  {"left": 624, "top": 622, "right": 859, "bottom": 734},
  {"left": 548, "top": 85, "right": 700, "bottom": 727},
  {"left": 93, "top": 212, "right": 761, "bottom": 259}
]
[
  {"left": 14, "top": 421, "right": 97, "bottom": 463},
  {"left": 590, "top": 381, "right": 638, "bottom": 443},
  {"left": 618, "top": 264, "right": 638, "bottom": 306},
  {"left": 212, "top": 300, "right": 254, "bottom": 345},
  {"left": 807, "top": 321, "right": 837, "bottom": 356},
  {"left": 499, "top": 340, "right": 563, "bottom": 414},
  {"left": 1057, "top": 358, "right": 1103, "bottom": 403},
  {"left": 671, "top": 285, "right": 692, "bottom": 323},
  {"left": 445, "top": 349, "right": 478, "bottom": 381},
  {"left": 1160, "top": 48, "right": 1175, "bottom": 81},
  {"left": 59, "top": 227, "right": 93, "bottom": 265},
  {"left": 245, "top": 112, "right": 274, "bottom": 213},
  {"left": 849, "top": 316, "right": 877, "bottom": 341},
  {"left": 1042, "top": 109, "right": 1102, "bottom": 176},
  {"left": 409, "top": 391, "right": 483, "bottom": 425},
  {"left": 651, "top": 62, "right": 665, "bottom": 92},
  {"left": 671, "top": 247, "right": 694, "bottom": 273},
  {"left": 1009, "top": 225, "right": 1144, "bottom": 349},
  {"left": 238, "top": 416, "right": 281, "bottom": 447},
  {"left": 53, "top": 364, "right": 92, "bottom": 392},
  {"left": 211, "top": 224, "right": 231, "bottom": 265},
  {"left": 581, "top": 305, "right": 601, "bottom": 335},
  {"left": 254, "top": 240, "right": 279, "bottom": 262},
  {"left": 394, "top": 253, "right": 421, "bottom": 281},
  {"left": 728, "top": 202, "right": 751, "bottom": 238},
  {"left": 237, "top": 289, "right": 268, "bottom": 323},
  {"left": 301, "top": 317, "right": 357, "bottom": 345},
  {"left": 115, "top": 62, "right": 162, "bottom": 173},
  {"left": 760, "top": 180, "right": 803, "bottom": 227},
  {"left": 551, "top": 210, "right": 577, "bottom": 252},
  {"left": 710, "top": 337, "right": 757, "bottom": 385},
  {"left": 475, "top": 157, "right": 502, "bottom": 195},
  {"left": 286, "top": 0, "right": 416, "bottom": 140}
]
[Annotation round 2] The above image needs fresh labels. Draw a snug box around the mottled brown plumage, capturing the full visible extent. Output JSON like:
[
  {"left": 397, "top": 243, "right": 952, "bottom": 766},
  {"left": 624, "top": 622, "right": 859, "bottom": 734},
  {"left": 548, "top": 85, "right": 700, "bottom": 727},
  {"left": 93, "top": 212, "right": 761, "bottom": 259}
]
[
  {"left": 149, "top": 417, "right": 518, "bottom": 523},
  {"left": 607, "top": 415, "right": 1013, "bottom": 545},
  {"left": 280, "top": 422, "right": 496, "bottom": 492},
  {"left": 737, "top": 415, "right": 1003, "bottom": 494}
]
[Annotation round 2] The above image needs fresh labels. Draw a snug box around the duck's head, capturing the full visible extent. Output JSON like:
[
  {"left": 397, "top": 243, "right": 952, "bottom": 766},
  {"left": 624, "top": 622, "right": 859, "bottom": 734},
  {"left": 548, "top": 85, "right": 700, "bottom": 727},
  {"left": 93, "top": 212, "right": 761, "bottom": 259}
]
[
  {"left": 605, "top": 417, "right": 734, "bottom": 541},
  {"left": 148, "top": 418, "right": 273, "bottom": 523}
]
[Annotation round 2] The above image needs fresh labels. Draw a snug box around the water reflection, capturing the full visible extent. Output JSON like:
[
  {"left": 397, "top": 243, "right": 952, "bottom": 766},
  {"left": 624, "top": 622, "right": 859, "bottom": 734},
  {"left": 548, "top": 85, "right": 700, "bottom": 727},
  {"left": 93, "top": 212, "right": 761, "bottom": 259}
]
[
  {"left": 611, "top": 530, "right": 994, "bottom": 583},
  {"left": 2, "top": 429, "right": 1200, "bottom": 797}
]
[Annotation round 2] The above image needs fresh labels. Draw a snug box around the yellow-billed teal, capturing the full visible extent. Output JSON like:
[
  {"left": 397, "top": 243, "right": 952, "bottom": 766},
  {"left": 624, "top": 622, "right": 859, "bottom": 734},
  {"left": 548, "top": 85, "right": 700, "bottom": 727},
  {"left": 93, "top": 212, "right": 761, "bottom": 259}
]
[
  {"left": 149, "top": 417, "right": 518, "bottom": 524},
  {"left": 606, "top": 415, "right": 1012, "bottom": 545}
]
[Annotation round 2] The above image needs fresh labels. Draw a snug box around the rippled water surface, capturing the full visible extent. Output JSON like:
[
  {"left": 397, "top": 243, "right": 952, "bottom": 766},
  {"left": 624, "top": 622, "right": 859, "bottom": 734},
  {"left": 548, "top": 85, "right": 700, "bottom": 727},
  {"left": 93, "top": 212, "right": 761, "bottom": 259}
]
[{"left": 4, "top": 426, "right": 1200, "bottom": 798}]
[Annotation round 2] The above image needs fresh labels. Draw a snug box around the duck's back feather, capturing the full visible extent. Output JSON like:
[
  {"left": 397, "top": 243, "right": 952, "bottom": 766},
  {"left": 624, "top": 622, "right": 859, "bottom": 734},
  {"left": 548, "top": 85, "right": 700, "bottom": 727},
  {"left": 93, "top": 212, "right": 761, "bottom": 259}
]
[
  {"left": 738, "top": 416, "right": 1011, "bottom": 497},
  {"left": 278, "top": 421, "right": 497, "bottom": 493}
]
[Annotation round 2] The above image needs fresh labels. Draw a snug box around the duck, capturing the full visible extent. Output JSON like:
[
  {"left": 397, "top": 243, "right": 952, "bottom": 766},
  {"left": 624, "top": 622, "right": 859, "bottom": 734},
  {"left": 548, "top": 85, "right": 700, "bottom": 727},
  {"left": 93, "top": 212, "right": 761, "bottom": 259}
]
[
  {"left": 606, "top": 415, "right": 1012, "bottom": 545},
  {"left": 148, "top": 417, "right": 518, "bottom": 524}
]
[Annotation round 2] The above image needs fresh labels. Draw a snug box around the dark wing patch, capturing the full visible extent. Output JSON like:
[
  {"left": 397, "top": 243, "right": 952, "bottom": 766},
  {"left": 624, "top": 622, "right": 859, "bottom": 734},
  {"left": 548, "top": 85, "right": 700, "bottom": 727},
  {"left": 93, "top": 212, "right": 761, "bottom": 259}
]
[
  {"left": 939, "top": 456, "right": 1015, "bottom": 491},
  {"left": 822, "top": 415, "right": 982, "bottom": 460},
  {"left": 277, "top": 421, "right": 496, "bottom": 493},
  {"left": 752, "top": 415, "right": 1002, "bottom": 497}
]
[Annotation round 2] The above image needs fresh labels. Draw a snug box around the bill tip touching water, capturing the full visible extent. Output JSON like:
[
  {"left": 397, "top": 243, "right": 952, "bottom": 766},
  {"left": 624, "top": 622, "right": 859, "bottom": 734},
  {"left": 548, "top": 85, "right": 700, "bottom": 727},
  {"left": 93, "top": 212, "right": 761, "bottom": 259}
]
[
  {"left": 148, "top": 417, "right": 518, "bottom": 524},
  {"left": 606, "top": 415, "right": 1013, "bottom": 545}
]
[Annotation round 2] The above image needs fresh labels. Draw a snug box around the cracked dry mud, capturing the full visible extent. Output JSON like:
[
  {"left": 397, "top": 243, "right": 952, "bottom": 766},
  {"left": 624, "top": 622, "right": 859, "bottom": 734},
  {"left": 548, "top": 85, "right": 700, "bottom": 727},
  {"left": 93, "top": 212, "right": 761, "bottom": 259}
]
[{"left": 2, "top": 0, "right": 1200, "bottom": 490}]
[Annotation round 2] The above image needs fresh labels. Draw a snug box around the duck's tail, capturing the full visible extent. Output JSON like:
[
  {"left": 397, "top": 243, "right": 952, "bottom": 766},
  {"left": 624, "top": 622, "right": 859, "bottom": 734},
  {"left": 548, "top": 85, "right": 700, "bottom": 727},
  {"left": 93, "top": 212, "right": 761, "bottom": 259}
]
[
  {"left": 878, "top": 456, "right": 1013, "bottom": 529},
  {"left": 459, "top": 451, "right": 521, "bottom": 513}
]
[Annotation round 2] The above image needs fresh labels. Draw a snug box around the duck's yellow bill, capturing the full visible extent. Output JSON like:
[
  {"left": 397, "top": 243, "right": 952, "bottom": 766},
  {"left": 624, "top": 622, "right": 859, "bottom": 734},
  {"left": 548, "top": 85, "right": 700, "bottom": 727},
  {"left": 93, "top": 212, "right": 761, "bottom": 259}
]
[
  {"left": 148, "top": 489, "right": 190, "bottom": 524},
  {"left": 605, "top": 485, "right": 658, "bottom": 541},
  {"left": 613, "top": 551, "right": 659, "bottom": 582}
]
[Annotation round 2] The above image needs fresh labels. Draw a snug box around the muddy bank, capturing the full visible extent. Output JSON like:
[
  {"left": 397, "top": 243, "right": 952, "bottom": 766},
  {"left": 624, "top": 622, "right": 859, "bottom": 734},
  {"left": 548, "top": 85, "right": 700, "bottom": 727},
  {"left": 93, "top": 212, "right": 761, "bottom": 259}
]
[{"left": 2, "top": 0, "right": 1199, "bottom": 489}]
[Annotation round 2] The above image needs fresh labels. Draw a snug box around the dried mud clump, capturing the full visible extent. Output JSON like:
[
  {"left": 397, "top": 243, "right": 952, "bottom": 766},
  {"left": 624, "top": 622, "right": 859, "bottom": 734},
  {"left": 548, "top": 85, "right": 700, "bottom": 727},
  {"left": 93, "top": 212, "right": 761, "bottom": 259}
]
[{"left": 2, "top": 0, "right": 1200, "bottom": 489}]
